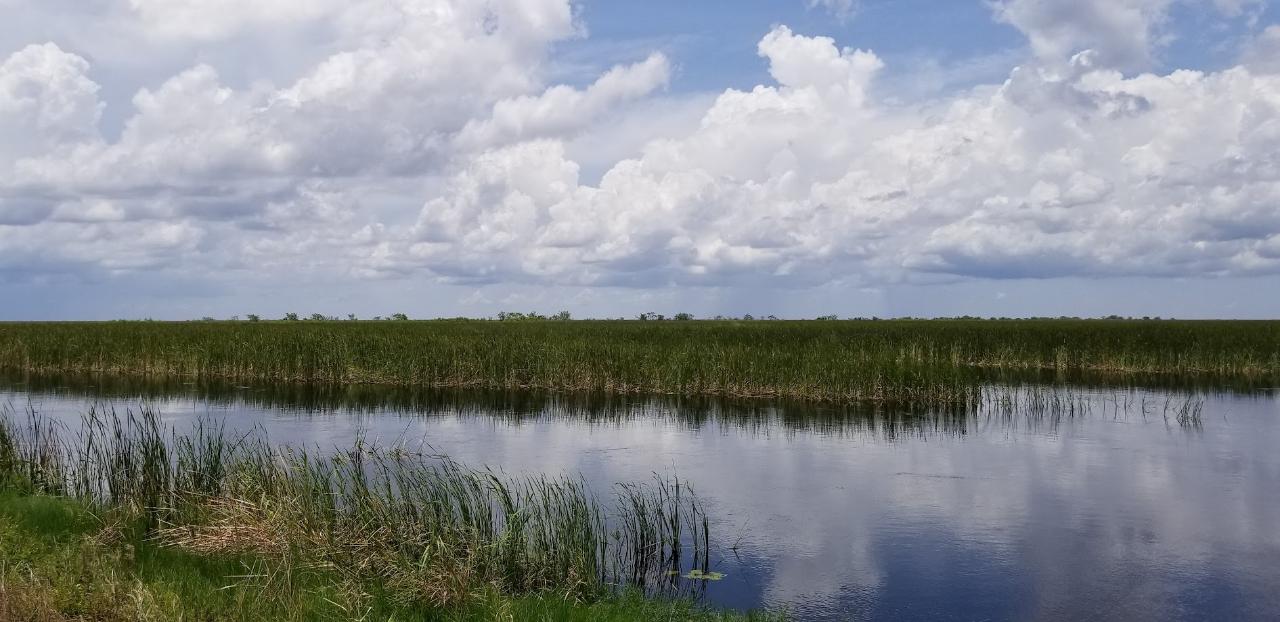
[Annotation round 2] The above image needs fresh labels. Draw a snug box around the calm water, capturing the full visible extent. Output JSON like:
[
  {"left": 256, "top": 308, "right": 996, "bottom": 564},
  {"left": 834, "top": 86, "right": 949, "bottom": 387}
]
[{"left": 3, "top": 374, "right": 1279, "bottom": 621}]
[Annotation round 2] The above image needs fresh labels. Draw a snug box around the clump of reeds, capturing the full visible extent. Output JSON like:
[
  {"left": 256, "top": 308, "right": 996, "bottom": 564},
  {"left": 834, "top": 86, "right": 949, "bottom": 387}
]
[
  {"left": 0, "top": 404, "right": 68, "bottom": 495},
  {"left": 1166, "top": 395, "right": 1205, "bottom": 429},
  {"left": 0, "top": 406, "right": 711, "bottom": 610},
  {"left": 969, "top": 384, "right": 1217, "bottom": 435}
]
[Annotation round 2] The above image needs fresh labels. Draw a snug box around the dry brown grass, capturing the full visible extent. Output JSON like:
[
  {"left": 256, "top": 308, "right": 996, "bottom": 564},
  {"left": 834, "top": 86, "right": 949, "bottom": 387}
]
[
  {"left": 0, "top": 572, "right": 67, "bottom": 622},
  {"left": 154, "top": 496, "right": 289, "bottom": 558},
  {"left": 154, "top": 494, "right": 522, "bottom": 610}
]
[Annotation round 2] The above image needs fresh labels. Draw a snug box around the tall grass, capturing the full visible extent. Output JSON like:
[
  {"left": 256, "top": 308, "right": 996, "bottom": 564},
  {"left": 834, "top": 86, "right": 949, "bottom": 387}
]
[
  {"left": 3, "top": 320, "right": 1276, "bottom": 403},
  {"left": 0, "top": 405, "right": 712, "bottom": 610}
]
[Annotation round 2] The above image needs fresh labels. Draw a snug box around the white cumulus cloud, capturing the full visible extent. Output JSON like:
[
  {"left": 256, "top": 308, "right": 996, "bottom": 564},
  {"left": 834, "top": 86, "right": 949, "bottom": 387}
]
[
  {"left": 398, "top": 25, "right": 1280, "bottom": 287},
  {"left": 990, "top": 0, "right": 1177, "bottom": 69},
  {"left": 0, "top": 43, "right": 102, "bottom": 166}
]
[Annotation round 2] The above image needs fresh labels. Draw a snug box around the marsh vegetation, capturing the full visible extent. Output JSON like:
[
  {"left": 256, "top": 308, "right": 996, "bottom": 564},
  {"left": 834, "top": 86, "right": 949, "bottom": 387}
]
[{"left": 1, "top": 320, "right": 1276, "bottom": 404}]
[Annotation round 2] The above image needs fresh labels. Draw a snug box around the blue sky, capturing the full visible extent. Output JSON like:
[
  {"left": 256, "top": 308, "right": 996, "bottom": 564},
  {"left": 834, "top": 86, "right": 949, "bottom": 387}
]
[
  {"left": 2, "top": 0, "right": 1280, "bottom": 320},
  {"left": 562, "top": 1, "right": 1025, "bottom": 89},
  {"left": 564, "top": 0, "right": 1272, "bottom": 90}
]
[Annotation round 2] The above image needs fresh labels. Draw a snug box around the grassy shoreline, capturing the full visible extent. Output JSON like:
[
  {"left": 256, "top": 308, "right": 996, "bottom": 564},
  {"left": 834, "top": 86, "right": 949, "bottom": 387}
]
[
  {"left": 1, "top": 320, "right": 1277, "bottom": 404},
  {"left": 0, "top": 493, "right": 771, "bottom": 622},
  {"left": 0, "top": 407, "right": 776, "bottom": 622}
]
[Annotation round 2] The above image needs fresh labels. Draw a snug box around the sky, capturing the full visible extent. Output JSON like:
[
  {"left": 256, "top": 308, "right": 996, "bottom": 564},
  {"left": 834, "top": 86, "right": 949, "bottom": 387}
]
[{"left": 2, "top": 0, "right": 1280, "bottom": 320}]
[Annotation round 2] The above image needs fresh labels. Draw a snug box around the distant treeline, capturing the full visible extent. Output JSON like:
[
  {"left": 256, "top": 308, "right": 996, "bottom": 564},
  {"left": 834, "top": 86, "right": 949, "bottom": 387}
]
[
  {"left": 1, "top": 320, "right": 1276, "bottom": 403},
  {"left": 187, "top": 312, "right": 1186, "bottom": 322}
]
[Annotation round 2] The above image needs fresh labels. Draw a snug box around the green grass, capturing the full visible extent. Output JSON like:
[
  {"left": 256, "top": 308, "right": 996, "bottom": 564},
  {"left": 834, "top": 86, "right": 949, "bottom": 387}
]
[
  {"left": 0, "top": 407, "right": 774, "bottom": 622},
  {"left": 1, "top": 320, "right": 1277, "bottom": 404}
]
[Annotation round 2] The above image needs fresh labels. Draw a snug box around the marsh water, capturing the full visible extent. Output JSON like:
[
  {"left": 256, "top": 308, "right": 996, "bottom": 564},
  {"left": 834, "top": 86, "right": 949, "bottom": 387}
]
[{"left": 3, "top": 372, "right": 1279, "bottom": 621}]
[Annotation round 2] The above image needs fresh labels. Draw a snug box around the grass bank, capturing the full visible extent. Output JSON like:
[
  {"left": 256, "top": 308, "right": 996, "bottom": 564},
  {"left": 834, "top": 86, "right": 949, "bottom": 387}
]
[
  {"left": 0, "top": 407, "right": 774, "bottom": 622},
  {"left": 1, "top": 320, "right": 1277, "bottom": 403},
  {"left": 0, "top": 494, "right": 770, "bottom": 622}
]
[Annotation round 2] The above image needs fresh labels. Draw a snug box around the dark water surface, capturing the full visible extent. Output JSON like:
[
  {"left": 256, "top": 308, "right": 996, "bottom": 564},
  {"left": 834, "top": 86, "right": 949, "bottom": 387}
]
[{"left": 3, "top": 374, "right": 1278, "bottom": 621}]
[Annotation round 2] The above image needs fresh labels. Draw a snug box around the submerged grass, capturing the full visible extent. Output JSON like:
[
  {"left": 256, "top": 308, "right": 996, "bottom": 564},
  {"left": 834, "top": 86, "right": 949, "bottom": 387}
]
[
  {"left": 0, "top": 406, "right": 767, "bottom": 621},
  {"left": 1, "top": 319, "right": 1277, "bottom": 404}
]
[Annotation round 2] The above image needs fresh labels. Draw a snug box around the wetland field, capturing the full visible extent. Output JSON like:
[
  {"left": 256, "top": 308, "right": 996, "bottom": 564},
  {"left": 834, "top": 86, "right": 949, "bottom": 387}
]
[
  {"left": 1, "top": 319, "right": 1277, "bottom": 401},
  {"left": 1, "top": 320, "right": 1279, "bottom": 620}
]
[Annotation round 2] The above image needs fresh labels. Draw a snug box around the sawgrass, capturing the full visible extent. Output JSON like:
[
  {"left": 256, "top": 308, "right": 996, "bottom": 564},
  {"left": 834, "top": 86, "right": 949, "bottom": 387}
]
[{"left": 2, "top": 319, "right": 1276, "bottom": 404}]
